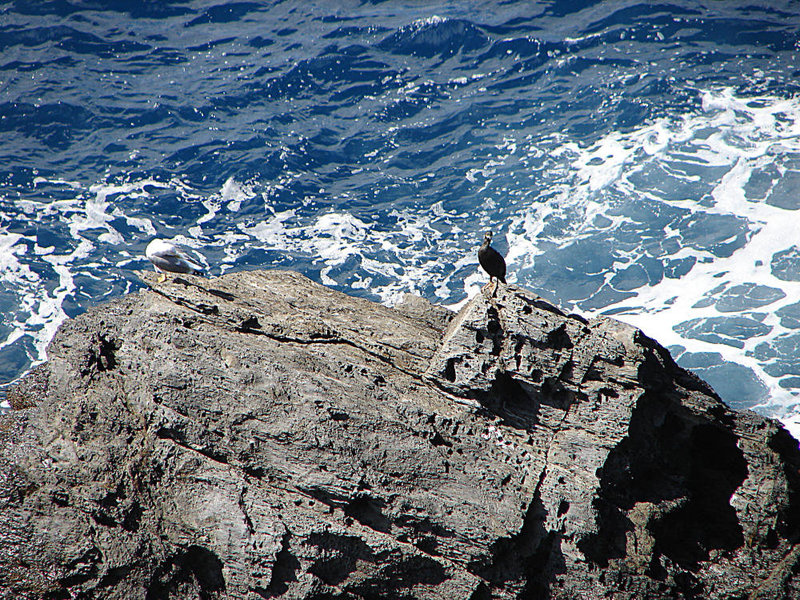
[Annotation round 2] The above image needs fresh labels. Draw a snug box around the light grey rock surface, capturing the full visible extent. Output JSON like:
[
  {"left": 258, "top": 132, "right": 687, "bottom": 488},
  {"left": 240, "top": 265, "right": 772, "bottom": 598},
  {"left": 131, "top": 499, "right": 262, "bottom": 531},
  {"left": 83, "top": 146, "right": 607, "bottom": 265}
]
[{"left": 1, "top": 270, "right": 799, "bottom": 599}]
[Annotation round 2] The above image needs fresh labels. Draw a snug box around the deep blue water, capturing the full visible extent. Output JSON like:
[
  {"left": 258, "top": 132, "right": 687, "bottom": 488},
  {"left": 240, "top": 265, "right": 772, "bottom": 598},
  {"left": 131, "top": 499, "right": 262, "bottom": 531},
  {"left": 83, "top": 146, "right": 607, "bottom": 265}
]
[{"left": 3, "top": 0, "right": 800, "bottom": 433}]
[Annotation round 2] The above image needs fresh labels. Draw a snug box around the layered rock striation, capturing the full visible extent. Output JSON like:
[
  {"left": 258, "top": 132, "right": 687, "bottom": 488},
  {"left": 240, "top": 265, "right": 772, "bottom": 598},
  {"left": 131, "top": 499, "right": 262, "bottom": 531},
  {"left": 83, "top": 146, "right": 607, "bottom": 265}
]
[{"left": 1, "top": 270, "right": 799, "bottom": 599}]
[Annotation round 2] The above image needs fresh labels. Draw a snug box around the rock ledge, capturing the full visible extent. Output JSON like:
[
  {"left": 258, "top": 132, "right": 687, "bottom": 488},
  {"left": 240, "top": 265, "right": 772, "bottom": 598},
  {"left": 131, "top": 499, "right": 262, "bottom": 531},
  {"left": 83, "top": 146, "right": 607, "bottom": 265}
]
[{"left": 1, "top": 270, "right": 799, "bottom": 599}]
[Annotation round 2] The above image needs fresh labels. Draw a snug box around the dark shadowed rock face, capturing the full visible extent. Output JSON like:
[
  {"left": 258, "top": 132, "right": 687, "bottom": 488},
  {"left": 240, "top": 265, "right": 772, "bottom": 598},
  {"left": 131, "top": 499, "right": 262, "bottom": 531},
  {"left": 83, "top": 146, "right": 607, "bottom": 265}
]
[{"left": 1, "top": 270, "right": 799, "bottom": 600}]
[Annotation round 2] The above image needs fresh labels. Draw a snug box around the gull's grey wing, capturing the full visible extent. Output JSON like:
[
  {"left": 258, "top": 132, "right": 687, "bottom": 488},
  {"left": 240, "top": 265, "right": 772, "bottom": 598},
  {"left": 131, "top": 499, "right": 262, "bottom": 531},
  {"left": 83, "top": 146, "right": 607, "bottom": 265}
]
[{"left": 149, "top": 244, "right": 203, "bottom": 274}]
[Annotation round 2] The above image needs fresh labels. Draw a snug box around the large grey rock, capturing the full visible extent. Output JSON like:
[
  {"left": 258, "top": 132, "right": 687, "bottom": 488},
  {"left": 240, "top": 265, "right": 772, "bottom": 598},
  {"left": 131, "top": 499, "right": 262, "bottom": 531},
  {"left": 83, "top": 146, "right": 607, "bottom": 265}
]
[{"left": 1, "top": 270, "right": 799, "bottom": 599}]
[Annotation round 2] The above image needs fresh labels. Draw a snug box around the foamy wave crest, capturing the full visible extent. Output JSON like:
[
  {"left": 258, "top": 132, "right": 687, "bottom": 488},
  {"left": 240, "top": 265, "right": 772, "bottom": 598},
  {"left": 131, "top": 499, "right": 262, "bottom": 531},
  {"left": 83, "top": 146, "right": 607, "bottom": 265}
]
[
  {"left": 237, "top": 200, "right": 476, "bottom": 306},
  {"left": 0, "top": 230, "right": 72, "bottom": 393},
  {"left": 0, "top": 177, "right": 184, "bottom": 389},
  {"left": 507, "top": 88, "right": 800, "bottom": 432}
]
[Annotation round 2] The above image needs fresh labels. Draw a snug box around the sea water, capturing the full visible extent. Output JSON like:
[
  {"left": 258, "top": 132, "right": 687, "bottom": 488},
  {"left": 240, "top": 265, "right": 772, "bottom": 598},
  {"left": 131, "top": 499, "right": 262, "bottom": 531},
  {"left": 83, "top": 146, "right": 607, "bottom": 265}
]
[{"left": 2, "top": 1, "right": 800, "bottom": 438}]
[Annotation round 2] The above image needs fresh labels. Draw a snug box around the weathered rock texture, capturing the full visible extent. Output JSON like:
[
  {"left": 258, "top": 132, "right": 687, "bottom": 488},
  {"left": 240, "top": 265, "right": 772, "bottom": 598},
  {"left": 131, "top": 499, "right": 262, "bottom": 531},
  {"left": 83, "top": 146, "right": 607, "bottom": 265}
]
[{"left": 1, "top": 270, "right": 799, "bottom": 599}]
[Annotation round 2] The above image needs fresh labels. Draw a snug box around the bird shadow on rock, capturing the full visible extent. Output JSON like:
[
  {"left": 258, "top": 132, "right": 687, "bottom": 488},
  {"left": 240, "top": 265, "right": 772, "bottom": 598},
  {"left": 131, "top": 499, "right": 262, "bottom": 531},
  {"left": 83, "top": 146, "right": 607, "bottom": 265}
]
[
  {"left": 170, "top": 276, "right": 236, "bottom": 302},
  {"left": 206, "top": 287, "right": 236, "bottom": 301}
]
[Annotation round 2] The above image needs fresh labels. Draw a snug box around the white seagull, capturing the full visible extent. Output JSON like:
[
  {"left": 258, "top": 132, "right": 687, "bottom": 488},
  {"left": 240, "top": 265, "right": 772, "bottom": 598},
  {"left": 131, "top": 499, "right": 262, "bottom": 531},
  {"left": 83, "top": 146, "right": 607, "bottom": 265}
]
[{"left": 145, "top": 239, "right": 204, "bottom": 283}]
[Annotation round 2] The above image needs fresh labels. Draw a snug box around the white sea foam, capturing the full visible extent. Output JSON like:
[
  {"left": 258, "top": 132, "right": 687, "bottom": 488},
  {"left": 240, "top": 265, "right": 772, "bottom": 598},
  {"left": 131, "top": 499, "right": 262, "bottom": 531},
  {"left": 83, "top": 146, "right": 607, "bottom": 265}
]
[
  {"left": 238, "top": 205, "right": 460, "bottom": 305},
  {"left": 0, "top": 230, "right": 72, "bottom": 370},
  {"left": 782, "top": 413, "right": 800, "bottom": 442},
  {"left": 192, "top": 176, "right": 256, "bottom": 231},
  {"left": 0, "top": 178, "right": 173, "bottom": 382},
  {"left": 505, "top": 88, "right": 800, "bottom": 436}
]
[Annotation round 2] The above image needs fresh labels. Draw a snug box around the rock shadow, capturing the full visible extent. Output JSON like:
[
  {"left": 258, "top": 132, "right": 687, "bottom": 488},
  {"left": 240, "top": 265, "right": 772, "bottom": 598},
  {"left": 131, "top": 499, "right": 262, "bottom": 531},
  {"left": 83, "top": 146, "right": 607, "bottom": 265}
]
[
  {"left": 579, "top": 338, "right": 750, "bottom": 575},
  {"left": 480, "top": 371, "right": 575, "bottom": 432},
  {"left": 305, "top": 531, "right": 446, "bottom": 595},
  {"left": 145, "top": 545, "right": 226, "bottom": 600},
  {"left": 470, "top": 492, "right": 565, "bottom": 599}
]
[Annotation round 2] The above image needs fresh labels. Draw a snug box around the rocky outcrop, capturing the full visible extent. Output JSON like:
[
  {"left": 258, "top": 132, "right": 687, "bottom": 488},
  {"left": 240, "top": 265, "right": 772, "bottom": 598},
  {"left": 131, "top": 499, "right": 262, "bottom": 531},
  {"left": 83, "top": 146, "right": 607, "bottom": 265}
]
[{"left": 1, "top": 270, "right": 799, "bottom": 599}]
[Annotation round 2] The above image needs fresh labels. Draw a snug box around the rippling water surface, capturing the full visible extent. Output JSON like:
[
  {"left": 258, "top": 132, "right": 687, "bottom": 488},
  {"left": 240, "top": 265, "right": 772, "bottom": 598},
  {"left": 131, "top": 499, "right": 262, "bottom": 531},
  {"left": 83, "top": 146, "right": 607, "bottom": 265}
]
[{"left": 3, "top": 1, "right": 800, "bottom": 435}]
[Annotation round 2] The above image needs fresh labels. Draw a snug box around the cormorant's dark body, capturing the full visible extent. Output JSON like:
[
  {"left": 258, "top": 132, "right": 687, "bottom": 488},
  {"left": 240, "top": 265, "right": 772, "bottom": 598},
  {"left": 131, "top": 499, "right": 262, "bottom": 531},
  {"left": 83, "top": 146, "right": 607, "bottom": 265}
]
[{"left": 478, "top": 231, "right": 506, "bottom": 284}]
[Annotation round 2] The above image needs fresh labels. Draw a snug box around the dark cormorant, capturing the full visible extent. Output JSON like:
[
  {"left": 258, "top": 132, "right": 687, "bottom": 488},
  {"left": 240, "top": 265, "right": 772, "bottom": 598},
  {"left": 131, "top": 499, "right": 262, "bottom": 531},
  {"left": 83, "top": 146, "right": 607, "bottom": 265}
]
[{"left": 478, "top": 231, "right": 506, "bottom": 289}]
